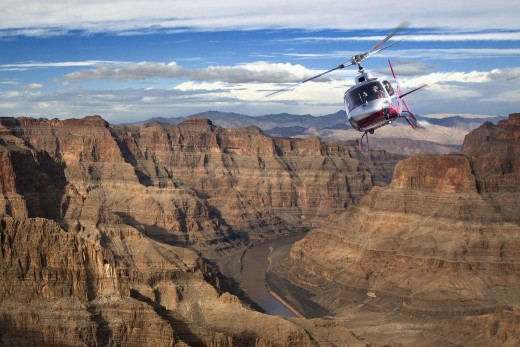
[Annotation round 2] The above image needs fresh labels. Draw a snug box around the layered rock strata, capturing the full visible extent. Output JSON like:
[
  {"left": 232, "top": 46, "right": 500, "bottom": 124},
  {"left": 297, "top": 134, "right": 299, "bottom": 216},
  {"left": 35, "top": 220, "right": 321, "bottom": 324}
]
[
  {"left": 0, "top": 215, "right": 316, "bottom": 346},
  {"left": 112, "top": 117, "right": 402, "bottom": 235},
  {"left": 0, "top": 116, "right": 227, "bottom": 250},
  {"left": 275, "top": 114, "right": 520, "bottom": 346},
  {"left": 0, "top": 115, "right": 402, "bottom": 346}
]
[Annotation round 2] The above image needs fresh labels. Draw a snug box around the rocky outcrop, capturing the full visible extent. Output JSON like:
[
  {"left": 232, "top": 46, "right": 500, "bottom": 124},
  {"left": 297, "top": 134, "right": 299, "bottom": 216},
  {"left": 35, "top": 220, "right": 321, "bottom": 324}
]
[
  {"left": 0, "top": 116, "right": 230, "bottom": 251},
  {"left": 0, "top": 215, "right": 178, "bottom": 346},
  {"left": 462, "top": 113, "right": 520, "bottom": 224},
  {"left": 276, "top": 113, "right": 520, "bottom": 345},
  {"left": 0, "top": 217, "right": 129, "bottom": 301}
]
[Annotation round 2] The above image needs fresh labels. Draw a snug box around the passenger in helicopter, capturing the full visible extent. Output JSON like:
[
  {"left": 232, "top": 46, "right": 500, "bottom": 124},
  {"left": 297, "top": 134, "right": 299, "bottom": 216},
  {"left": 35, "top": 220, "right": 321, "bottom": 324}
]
[
  {"left": 362, "top": 91, "right": 369, "bottom": 103},
  {"left": 371, "top": 85, "right": 383, "bottom": 100},
  {"left": 383, "top": 80, "right": 394, "bottom": 96}
]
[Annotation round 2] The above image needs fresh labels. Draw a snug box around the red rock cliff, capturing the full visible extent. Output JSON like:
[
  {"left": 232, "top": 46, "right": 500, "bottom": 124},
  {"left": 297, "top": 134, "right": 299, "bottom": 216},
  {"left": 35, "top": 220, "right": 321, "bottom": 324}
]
[{"left": 462, "top": 113, "right": 520, "bottom": 224}]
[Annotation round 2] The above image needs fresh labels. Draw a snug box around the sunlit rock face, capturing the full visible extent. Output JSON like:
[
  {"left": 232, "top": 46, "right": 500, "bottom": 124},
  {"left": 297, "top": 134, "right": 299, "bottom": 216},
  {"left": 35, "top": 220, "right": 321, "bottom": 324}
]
[
  {"left": 462, "top": 113, "right": 520, "bottom": 224},
  {"left": 0, "top": 115, "right": 403, "bottom": 346},
  {"left": 112, "top": 117, "right": 403, "bottom": 237},
  {"left": 0, "top": 116, "right": 228, "bottom": 250},
  {"left": 278, "top": 114, "right": 520, "bottom": 346}
]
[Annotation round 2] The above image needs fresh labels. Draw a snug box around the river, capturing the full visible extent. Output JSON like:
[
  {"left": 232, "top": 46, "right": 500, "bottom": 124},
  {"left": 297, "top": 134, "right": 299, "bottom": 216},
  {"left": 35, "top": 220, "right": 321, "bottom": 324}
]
[{"left": 240, "top": 234, "right": 306, "bottom": 317}]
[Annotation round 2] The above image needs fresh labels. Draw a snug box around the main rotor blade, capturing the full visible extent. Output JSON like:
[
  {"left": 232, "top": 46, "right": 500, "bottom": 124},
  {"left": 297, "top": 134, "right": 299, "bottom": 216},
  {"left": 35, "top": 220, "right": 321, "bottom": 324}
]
[
  {"left": 399, "top": 84, "right": 427, "bottom": 99},
  {"left": 263, "top": 61, "right": 354, "bottom": 98},
  {"left": 367, "top": 21, "right": 410, "bottom": 54},
  {"left": 233, "top": 22, "right": 410, "bottom": 110},
  {"left": 302, "top": 62, "right": 353, "bottom": 83},
  {"left": 369, "top": 38, "right": 406, "bottom": 57}
]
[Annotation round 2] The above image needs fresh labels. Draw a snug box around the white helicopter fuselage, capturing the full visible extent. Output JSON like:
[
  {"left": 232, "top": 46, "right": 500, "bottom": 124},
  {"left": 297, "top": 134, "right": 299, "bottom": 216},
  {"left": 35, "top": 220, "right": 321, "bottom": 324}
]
[{"left": 343, "top": 73, "right": 399, "bottom": 133}]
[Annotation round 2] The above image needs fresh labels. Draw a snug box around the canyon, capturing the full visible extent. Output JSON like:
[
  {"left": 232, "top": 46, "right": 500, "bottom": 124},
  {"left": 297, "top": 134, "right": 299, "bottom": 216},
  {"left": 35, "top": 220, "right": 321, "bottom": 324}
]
[
  {"left": 0, "top": 112, "right": 518, "bottom": 346},
  {"left": 0, "top": 114, "right": 400, "bottom": 346},
  {"left": 274, "top": 113, "right": 520, "bottom": 345}
]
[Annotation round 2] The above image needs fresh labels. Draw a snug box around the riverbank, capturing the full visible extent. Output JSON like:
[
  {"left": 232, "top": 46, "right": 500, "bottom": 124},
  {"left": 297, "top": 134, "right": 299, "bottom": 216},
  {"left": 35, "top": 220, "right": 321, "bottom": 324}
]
[
  {"left": 265, "top": 243, "right": 305, "bottom": 318},
  {"left": 240, "top": 237, "right": 298, "bottom": 317},
  {"left": 215, "top": 233, "right": 329, "bottom": 318}
]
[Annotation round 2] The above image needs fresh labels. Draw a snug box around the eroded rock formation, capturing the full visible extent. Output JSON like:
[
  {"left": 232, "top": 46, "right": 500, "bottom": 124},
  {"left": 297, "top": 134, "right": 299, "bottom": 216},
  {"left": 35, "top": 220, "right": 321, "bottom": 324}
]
[
  {"left": 275, "top": 113, "right": 520, "bottom": 346},
  {"left": 112, "top": 117, "right": 401, "bottom": 235},
  {"left": 0, "top": 115, "right": 403, "bottom": 346}
]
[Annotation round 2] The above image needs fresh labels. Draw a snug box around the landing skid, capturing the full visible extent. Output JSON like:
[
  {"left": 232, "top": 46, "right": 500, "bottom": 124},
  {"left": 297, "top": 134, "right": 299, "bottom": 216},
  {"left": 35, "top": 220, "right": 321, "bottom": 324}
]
[{"left": 357, "top": 130, "right": 373, "bottom": 151}]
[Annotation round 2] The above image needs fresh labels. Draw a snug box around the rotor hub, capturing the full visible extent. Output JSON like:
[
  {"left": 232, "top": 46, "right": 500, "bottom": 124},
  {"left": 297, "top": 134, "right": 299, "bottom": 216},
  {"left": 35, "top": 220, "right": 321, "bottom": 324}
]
[{"left": 351, "top": 53, "right": 368, "bottom": 64}]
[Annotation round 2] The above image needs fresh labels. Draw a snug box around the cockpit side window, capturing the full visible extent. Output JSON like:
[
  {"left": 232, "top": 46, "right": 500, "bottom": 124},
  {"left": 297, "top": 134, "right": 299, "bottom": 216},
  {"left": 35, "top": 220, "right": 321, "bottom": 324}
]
[{"left": 383, "top": 80, "right": 395, "bottom": 96}]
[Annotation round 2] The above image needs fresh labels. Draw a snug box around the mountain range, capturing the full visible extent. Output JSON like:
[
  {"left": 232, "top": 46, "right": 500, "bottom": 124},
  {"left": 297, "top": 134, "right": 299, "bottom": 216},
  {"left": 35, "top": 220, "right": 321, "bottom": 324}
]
[{"left": 131, "top": 110, "right": 505, "bottom": 154}]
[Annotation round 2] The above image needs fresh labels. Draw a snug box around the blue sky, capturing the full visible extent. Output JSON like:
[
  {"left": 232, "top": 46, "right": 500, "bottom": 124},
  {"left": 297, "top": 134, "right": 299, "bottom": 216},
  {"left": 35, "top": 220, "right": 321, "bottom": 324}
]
[{"left": 1, "top": 0, "right": 519, "bottom": 123}]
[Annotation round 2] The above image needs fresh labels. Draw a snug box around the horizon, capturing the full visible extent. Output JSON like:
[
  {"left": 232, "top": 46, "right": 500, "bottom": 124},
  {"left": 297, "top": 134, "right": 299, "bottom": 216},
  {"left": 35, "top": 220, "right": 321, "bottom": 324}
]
[
  {"left": 0, "top": 109, "right": 506, "bottom": 126},
  {"left": 1, "top": 1, "right": 519, "bottom": 124}
]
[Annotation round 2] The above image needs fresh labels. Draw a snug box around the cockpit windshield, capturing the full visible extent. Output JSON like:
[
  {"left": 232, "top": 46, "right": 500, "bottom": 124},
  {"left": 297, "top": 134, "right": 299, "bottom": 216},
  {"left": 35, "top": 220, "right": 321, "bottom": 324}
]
[{"left": 344, "top": 81, "right": 387, "bottom": 113}]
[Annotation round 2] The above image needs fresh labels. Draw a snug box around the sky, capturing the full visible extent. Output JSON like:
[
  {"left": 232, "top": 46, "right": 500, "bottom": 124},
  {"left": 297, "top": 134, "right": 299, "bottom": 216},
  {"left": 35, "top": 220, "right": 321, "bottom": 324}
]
[{"left": 1, "top": 0, "right": 519, "bottom": 124}]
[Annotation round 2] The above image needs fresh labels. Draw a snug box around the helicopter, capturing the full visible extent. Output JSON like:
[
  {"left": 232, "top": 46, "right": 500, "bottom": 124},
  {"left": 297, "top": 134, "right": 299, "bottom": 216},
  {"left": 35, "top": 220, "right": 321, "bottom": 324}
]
[{"left": 264, "top": 22, "right": 427, "bottom": 147}]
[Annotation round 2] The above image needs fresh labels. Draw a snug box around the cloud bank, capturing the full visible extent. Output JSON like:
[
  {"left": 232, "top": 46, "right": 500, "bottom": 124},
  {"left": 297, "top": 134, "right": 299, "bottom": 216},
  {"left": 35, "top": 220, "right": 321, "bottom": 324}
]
[
  {"left": 1, "top": 0, "right": 519, "bottom": 122},
  {"left": 1, "top": 0, "right": 519, "bottom": 37}
]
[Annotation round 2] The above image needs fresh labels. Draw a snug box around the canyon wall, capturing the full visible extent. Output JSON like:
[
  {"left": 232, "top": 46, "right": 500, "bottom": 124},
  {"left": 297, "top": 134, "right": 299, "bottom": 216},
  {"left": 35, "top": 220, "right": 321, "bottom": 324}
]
[
  {"left": 276, "top": 113, "right": 520, "bottom": 346},
  {"left": 0, "top": 214, "right": 317, "bottom": 346},
  {"left": 0, "top": 115, "right": 401, "bottom": 248},
  {"left": 112, "top": 117, "right": 402, "bottom": 236},
  {"left": 0, "top": 115, "right": 402, "bottom": 346}
]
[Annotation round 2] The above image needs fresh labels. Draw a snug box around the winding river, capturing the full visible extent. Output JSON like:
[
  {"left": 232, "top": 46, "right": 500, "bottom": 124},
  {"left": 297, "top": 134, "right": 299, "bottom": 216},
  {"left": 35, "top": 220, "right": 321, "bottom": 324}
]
[{"left": 240, "top": 234, "right": 305, "bottom": 317}]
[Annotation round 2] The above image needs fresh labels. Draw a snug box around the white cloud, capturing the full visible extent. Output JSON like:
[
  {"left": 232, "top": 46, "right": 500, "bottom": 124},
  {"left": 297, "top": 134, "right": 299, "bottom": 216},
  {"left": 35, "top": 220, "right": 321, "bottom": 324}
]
[
  {"left": 0, "top": 102, "right": 19, "bottom": 110},
  {"left": 64, "top": 61, "right": 184, "bottom": 82},
  {"left": 1, "top": 91, "right": 22, "bottom": 98},
  {"left": 405, "top": 71, "right": 491, "bottom": 87},
  {"left": 293, "top": 32, "right": 520, "bottom": 43},
  {"left": 22, "top": 83, "right": 43, "bottom": 90},
  {"left": 63, "top": 61, "right": 326, "bottom": 84},
  {"left": 0, "top": 60, "right": 121, "bottom": 71},
  {"left": 188, "top": 62, "right": 314, "bottom": 83},
  {"left": 488, "top": 68, "right": 520, "bottom": 81},
  {"left": 402, "top": 68, "right": 520, "bottom": 90},
  {"left": 0, "top": 80, "right": 19, "bottom": 85},
  {"left": 1, "top": 0, "right": 519, "bottom": 36}
]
